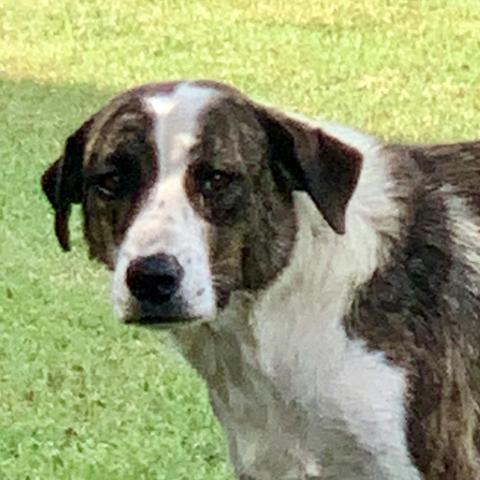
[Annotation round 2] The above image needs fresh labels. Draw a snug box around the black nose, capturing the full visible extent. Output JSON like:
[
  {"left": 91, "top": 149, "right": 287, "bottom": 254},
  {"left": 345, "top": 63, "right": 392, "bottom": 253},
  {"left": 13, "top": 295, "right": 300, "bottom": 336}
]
[{"left": 126, "top": 254, "right": 184, "bottom": 304}]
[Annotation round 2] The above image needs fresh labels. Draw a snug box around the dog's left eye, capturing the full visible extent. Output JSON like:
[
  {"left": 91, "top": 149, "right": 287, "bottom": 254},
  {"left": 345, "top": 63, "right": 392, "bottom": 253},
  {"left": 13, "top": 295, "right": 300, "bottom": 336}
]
[{"left": 200, "top": 170, "right": 235, "bottom": 195}]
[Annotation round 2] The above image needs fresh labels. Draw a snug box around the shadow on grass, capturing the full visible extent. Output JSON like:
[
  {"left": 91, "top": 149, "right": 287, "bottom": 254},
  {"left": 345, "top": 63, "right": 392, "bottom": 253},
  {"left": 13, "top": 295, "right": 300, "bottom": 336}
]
[
  {"left": 1, "top": 75, "right": 115, "bottom": 327},
  {"left": 1, "top": 75, "right": 113, "bottom": 248}
]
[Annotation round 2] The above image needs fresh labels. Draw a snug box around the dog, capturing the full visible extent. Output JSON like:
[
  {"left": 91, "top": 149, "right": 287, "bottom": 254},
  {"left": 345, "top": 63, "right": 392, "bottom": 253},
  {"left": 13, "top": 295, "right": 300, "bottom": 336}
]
[{"left": 41, "top": 80, "right": 480, "bottom": 479}]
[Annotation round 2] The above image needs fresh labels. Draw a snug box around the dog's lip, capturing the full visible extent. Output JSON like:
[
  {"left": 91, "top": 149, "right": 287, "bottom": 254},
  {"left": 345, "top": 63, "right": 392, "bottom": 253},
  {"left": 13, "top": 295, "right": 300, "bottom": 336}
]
[{"left": 124, "top": 315, "right": 196, "bottom": 327}]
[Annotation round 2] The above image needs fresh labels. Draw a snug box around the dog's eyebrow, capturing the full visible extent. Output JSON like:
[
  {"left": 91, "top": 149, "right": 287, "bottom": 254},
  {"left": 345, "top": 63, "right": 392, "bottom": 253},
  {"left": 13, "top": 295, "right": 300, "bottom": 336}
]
[{"left": 83, "top": 163, "right": 118, "bottom": 179}]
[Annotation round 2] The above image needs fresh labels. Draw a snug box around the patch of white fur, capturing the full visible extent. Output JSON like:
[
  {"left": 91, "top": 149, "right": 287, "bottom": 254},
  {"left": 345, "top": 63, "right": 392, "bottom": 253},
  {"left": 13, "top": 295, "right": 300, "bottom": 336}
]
[
  {"left": 443, "top": 187, "right": 480, "bottom": 285},
  {"left": 112, "top": 83, "right": 220, "bottom": 320},
  {"left": 210, "top": 122, "right": 420, "bottom": 478},
  {"left": 248, "top": 193, "right": 419, "bottom": 479}
]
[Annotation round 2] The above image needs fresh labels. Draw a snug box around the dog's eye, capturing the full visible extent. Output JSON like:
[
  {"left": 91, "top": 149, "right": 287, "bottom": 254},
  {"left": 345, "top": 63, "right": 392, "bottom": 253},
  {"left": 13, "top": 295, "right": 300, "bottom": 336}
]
[
  {"left": 200, "top": 170, "right": 235, "bottom": 195},
  {"left": 92, "top": 172, "right": 122, "bottom": 199}
]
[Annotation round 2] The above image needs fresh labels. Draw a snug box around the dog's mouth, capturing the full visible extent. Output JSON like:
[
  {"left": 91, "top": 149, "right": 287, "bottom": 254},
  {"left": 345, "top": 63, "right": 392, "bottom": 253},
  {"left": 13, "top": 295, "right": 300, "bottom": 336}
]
[
  {"left": 119, "top": 288, "right": 227, "bottom": 328},
  {"left": 124, "top": 315, "right": 197, "bottom": 328},
  {"left": 121, "top": 295, "right": 200, "bottom": 328}
]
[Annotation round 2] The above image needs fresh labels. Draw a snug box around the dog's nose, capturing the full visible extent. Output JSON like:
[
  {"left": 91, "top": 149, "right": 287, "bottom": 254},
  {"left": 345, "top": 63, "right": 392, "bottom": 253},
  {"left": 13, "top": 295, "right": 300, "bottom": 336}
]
[{"left": 126, "top": 254, "right": 184, "bottom": 304}]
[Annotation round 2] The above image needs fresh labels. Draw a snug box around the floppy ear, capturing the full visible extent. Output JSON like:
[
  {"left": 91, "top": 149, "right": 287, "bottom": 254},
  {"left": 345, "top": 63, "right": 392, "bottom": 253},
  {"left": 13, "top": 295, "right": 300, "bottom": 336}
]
[
  {"left": 41, "top": 117, "right": 95, "bottom": 251},
  {"left": 256, "top": 107, "right": 363, "bottom": 234}
]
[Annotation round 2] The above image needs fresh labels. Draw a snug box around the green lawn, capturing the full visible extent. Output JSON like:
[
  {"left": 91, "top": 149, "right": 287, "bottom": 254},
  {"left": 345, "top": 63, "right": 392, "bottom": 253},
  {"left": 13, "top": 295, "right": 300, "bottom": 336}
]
[{"left": 1, "top": 1, "right": 480, "bottom": 478}]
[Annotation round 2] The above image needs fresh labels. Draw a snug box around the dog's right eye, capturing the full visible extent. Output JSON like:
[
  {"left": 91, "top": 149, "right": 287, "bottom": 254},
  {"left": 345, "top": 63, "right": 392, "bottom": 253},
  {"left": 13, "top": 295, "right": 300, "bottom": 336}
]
[
  {"left": 85, "top": 164, "right": 126, "bottom": 200},
  {"left": 92, "top": 172, "right": 122, "bottom": 199},
  {"left": 86, "top": 155, "right": 142, "bottom": 201}
]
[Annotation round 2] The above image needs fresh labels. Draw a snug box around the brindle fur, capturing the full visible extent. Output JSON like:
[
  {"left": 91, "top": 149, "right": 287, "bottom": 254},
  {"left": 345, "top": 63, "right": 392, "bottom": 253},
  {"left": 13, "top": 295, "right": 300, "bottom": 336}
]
[
  {"left": 186, "top": 97, "right": 298, "bottom": 304},
  {"left": 345, "top": 142, "right": 480, "bottom": 478}
]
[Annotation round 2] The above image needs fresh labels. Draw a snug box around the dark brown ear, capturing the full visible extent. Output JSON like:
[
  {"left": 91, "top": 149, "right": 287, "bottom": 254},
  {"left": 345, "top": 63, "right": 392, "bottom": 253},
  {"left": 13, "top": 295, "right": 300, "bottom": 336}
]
[
  {"left": 257, "top": 107, "right": 363, "bottom": 234},
  {"left": 41, "top": 117, "right": 95, "bottom": 251}
]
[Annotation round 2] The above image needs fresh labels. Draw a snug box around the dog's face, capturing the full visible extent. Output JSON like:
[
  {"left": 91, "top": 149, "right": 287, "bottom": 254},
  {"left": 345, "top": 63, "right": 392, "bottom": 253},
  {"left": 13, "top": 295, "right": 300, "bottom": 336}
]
[{"left": 42, "top": 81, "right": 362, "bottom": 326}]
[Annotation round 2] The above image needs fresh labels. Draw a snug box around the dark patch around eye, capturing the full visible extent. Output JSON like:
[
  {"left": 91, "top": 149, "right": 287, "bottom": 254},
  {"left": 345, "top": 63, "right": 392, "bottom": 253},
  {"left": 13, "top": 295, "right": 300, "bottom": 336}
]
[
  {"left": 85, "top": 153, "right": 141, "bottom": 200},
  {"left": 198, "top": 169, "right": 239, "bottom": 197},
  {"left": 82, "top": 106, "right": 158, "bottom": 265},
  {"left": 185, "top": 163, "right": 248, "bottom": 226}
]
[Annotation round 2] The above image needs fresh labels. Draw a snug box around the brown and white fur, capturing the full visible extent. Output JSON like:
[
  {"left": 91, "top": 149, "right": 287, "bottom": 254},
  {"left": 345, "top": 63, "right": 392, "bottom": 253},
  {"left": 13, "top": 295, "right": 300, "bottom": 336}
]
[{"left": 41, "top": 80, "right": 480, "bottom": 479}]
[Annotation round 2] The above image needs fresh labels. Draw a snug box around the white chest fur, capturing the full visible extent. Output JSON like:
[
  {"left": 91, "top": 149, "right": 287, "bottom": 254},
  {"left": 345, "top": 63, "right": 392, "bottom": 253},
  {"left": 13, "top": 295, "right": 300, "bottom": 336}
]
[{"left": 175, "top": 192, "right": 421, "bottom": 479}]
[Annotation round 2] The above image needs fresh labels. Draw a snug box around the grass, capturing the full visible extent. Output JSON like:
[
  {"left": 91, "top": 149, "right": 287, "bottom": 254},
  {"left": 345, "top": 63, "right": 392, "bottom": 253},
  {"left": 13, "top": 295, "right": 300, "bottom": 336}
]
[{"left": 1, "top": 0, "right": 480, "bottom": 478}]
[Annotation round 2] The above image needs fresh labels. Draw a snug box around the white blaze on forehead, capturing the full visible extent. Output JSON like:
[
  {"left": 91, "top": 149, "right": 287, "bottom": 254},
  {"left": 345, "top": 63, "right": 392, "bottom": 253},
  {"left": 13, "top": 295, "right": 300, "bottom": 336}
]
[
  {"left": 112, "top": 83, "right": 221, "bottom": 321},
  {"left": 146, "top": 83, "right": 219, "bottom": 175}
]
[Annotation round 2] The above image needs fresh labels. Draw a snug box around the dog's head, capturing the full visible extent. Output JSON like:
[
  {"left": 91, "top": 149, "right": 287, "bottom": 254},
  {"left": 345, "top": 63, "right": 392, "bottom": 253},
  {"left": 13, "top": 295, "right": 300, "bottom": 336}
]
[{"left": 42, "top": 81, "right": 362, "bottom": 326}]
